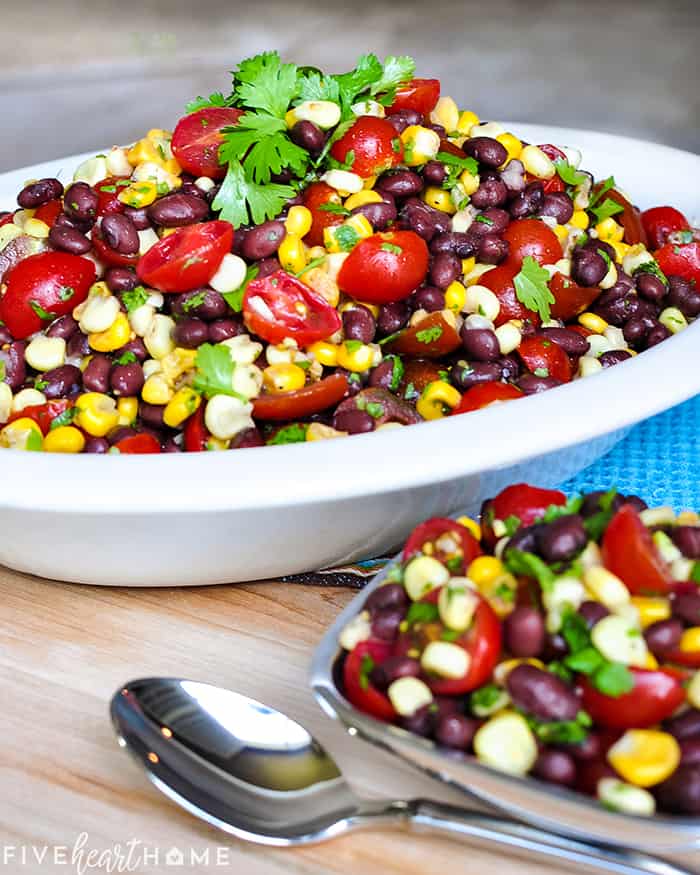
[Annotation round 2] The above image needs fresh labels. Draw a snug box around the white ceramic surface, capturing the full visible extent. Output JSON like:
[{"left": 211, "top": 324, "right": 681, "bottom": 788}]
[{"left": 0, "top": 125, "right": 698, "bottom": 586}]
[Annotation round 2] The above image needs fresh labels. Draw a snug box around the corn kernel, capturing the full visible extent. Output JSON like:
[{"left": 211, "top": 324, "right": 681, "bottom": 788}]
[
  {"left": 403, "top": 555, "right": 450, "bottom": 601},
  {"left": 459, "top": 169, "right": 480, "bottom": 196},
  {"left": 456, "top": 110, "right": 480, "bottom": 135},
  {"left": 680, "top": 627, "right": 700, "bottom": 654},
  {"left": 678, "top": 511, "right": 700, "bottom": 525},
  {"left": 308, "top": 341, "right": 339, "bottom": 367},
  {"left": 144, "top": 314, "right": 175, "bottom": 360},
  {"left": 461, "top": 256, "right": 476, "bottom": 276},
  {"left": 520, "top": 145, "right": 556, "bottom": 180},
  {"left": 552, "top": 224, "right": 568, "bottom": 243},
  {"left": 387, "top": 676, "right": 433, "bottom": 717},
  {"left": 416, "top": 380, "right": 461, "bottom": 420},
  {"left": 438, "top": 582, "right": 479, "bottom": 632},
  {"left": 467, "top": 556, "right": 504, "bottom": 588},
  {"left": 75, "top": 392, "right": 120, "bottom": 437},
  {"left": 336, "top": 340, "right": 376, "bottom": 372},
  {"left": 306, "top": 422, "right": 346, "bottom": 441},
  {"left": 320, "top": 169, "right": 363, "bottom": 195},
  {"left": 474, "top": 712, "right": 537, "bottom": 776},
  {"left": 127, "top": 138, "right": 161, "bottom": 167},
  {"left": 160, "top": 347, "right": 197, "bottom": 384},
  {"left": 89, "top": 312, "right": 131, "bottom": 352},
  {"left": 23, "top": 218, "right": 50, "bottom": 239},
  {"left": 12, "top": 388, "right": 46, "bottom": 412},
  {"left": 204, "top": 394, "right": 254, "bottom": 440},
  {"left": 163, "top": 387, "right": 201, "bottom": 428},
  {"left": 362, "top": 174, "right": 378, "bottom": 190},
  {"left": 595, "top": 217, "right": 624, "bottom": 243},
  {"left": 607, "top": 730, "right": 680, "bottom": 788},
  {"left": 0, "top": 383, "right": 12, "bottom": 424},
  {"left": 117, "top": 397, "right": 138, "bottom": 426},
  {"left": 421, "top": 640, "right": 470, "bottom": 679},
  {"left": 278, "top": 233, "right": 307, "bottom": 273},
  {"left": 302, "top": 267, "right": 340, "bottom": 307},
  {"left": 687, "top": 671, "right": 700, "bottom": 709},
  {"left": 579, "top": 311, "right": 608, "bottom": 333},
  {"left": 444, "top": 280, "right": 467, "bottom": 312},
  {"left": 456, "top": 516, "right": 481, "bottom": 541},
  {"left": 25, "top": 336, "right": 66, "bottom": 371},
  {"left": 659, "top": 306, "right": 688, "bottom": 335},
  {"left": 141, "top": 374, "right": 174, "bottom": 406},
  {"left": 262, "top": 363, "right": 307, "bottom": 394},
  {"left": 570, "top": 210, "right": 590, "bottom": 230},
  {"left": 284, "top": 205, "right": 313, "bottom": 238},
  {"left": 43, "top": 425, "right": 85, "bottom": 454},
  {"left": 578, "top": 355, "right": 603, "bottom": 377},
  {"left": 118, "top": 181, "right": 158, "bottom": 208},
  {"left": 400, "top": 125, "right": 441, "bottom": 166},
  {"left": 73, "top": 156, "right": 108, "bottom": 187},
  {"left": 422, "top": 186, "right": 456, "bottom": 215},
  {"left": 496, "top": 132, "right": 523, "bottom": 163},
  {"left": 285, "top": 100, "right": 341, "bottom": 131},
  {"left": 597, "top": 779, "right": 656, "bottom": 816},
  {"left": 339, "top": 611, "right": 371, "bottom": 650},
  {"left": 465, "top": 284, "right": 501, "bottom": 322},
  {"left": 591, "top": 615, "right": 648, "bottom": 667},
  {"left": 630, "top": 597, "right": 671, "bottom": 629},
  {"left": 610, "top": 241, "right": 631, "bottom": 261},
  {"left": 583, "top": 566, "right": 630, "bottom": 611},
  {"left": 0, "top": 223, "right": 23, "bottom": 250},
  {"left": 343, "top": 190, "right": 383, "bottom": 211},
  {"left": 208, "top": 253, "right": 247, "bottom": 294},
  {"left": 0, "top": 417, "right": 44, "bottom": 451},
  {"left": 430, "top": 96, "right": 459, "bottom": 132}
]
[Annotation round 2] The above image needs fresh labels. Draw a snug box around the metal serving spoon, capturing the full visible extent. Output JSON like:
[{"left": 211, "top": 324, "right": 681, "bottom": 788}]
[{"left": 110, "top": 678, "right": 693, "bottom": 875}]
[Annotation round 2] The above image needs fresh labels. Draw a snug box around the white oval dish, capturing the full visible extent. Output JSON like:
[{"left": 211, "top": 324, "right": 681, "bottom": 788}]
[{"left": 0, "top": 125, "right": 698, "bottom": 586}]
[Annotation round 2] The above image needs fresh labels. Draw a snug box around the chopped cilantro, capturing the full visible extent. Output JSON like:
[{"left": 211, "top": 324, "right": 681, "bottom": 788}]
[
  {"left": 122, "top": 286, "right": 150, "bottom": 313},
  {"left": 383, "top": 355, "right": 404, "bottom": 393},
  {"left": 186, "top": 91, "right": 235, "bottom": 114},
  {"left": 590, "top": 198, "right": 624, "bottom": 225},
  {"left": 565, "top": 646, "right": 604, "bottom": 674},
  {"left": 405, "top": 601, "right": 440, "bottom": 625},
  {"left": 533, "top": 717, "right": 588, "bottom": 745},
  {"left": 333, "top": 224, "right": 360, "bottom": 252},
  {"left": 318, "top": 202, "right": 350, "bottom": 216},
  {"left": 435, "top": 151, "right": 479, "bottom": 177},
  {"left": 675, "top": 230, "right": 694, "bottom": 244},
  {"left": 193, "top": 343, "right": 245, "bottom": 400},
  {"left": 415, "top": 325, "right": 443, "bottom": 344},
  {"left": 505, "top": 549, "right": 556, "bottom": 592},
  {"left": 445, "top": 556, "right": 463, "bottom": 573},
  {"left": 403, "top": 381, "right": 418, "bottom": 401},
  {"left": 633, "top": 260, "right": 668, "bottom": 287},
  {"left": 503, "top": 514, "right": 521, "bottom": 536},
  {"left": 26, "top": 429, "right": 43, "bottom": 452},
  {"left": 344, "top": 339, "right": 363, "bottom": 354},
  {"left": 378, "top": 330, "right": 402, "bottom": 346},
  {"left": 296, "top": 255, "right": 327, "bottom": 277},
  {"left": 441, "top": 628, "right": 461, "bottom": 642},
  {"left": 182, "top": 290, "right": 207, "bottom": 312},
  {"left": 560, "top": 609, "right": 591, "bottom": 654},
  {"left": 267, "top": 422, "right": 308, "bottom": 445},
  {"left": 213, "top": 158, "right": 297, "bottom": 227},
  {"left": 554, "top": 159, "right": 587, "bottom": 186},
  {"left": 475, "top": 214, "right": 494, "bottom": 225},
  {"left": 593, "top": 661, "right": 634, "bottom": 697},
  {"left": 49, "top": 407, "right": 78, "bottom": 430},
  {"left": 688, "top": 561, "right": 700, "bottom": 584},
  {"left": 358, "top": 653, "right": 375, "bottom": 690},
  {"left": 589, "top": 176, "right": 616, "bottom": 207},
  {"left": 538, "top": 494, "right": 584, "bottom": 523},
  {"left": 513, "top": 256, "right": 555, "bottom": 322},
  {"left": 30, "top": 301, "right": 55, "bottom": 322},
  {"left": 34, "top": 379, "right": 48, "bottom": 391},
  {"left": 559, "top": 607, "right": 634, "bottom": 697},
  {"left": 533, "top": 367, "right": 549, "bottom": 378},
  {"left": 583, "top": 487, "right": 618, "bottom": 541},
  {"left": 547, "top": 661, "right": 573, "bottom": 684},
  {"left": 58, "top": 286, "right": 75, "bottom": 302},
  {"left": 365, "top": 402, "right": 385, "bottom": 419},
  {"left": 494, "top": 581, "right": 515, "bottom": 603},
  {"left": 221, "top": 265, "right": 259, "bottom": 312},
  {"left": 114, "top": 351, "right": 137, "bottom": 366},
  {"left": 470, "top": 684, "right": 501, "bottom": 711},
  {"left": 380, "top": 242, "right": 403, "bottom": 255}
]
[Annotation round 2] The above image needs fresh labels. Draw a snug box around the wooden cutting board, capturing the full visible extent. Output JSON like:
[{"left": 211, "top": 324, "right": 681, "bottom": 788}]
[{"left": 1, "top": 569, "right": 697, "bottom": 874}]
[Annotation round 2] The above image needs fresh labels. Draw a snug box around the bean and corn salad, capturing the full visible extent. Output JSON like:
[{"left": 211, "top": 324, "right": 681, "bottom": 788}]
[
  {"left": 337, "top": 484, "right": 700, "bottom": 818},
  {"left": 0, "top": 52, "right": 698, "bottom": 453}
]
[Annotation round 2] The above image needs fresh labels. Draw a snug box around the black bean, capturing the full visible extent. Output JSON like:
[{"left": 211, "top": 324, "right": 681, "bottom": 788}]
[
  {"left": 517, "top": 374, "right": 562, "bottom": 394},
  {"left": 564, "top": 732, "right": 602, "bottom": 761},
  {"left": 256, "top": 257, "right": 282, "bottom": 278},
  {"left": 595, "top": 292, "right": 641, "bottom": 327},
  {"left": 377, "top": 300, "right": 410, "bottom": 335},
  {"left": 46, "top": 314, "right": 78, "bottom": 340},
  {"left": 209, "top": 318, "right": 244, "bottom": 342},
  {"left": 646, "top": 323, "right": 671, "bottom": 347},
  {"left": 41, "top": 364, "right": 81, "bottom": 399},
  {"left": 103, "top": 267, "right": 137, "bottom": 294},
  {"left": 84, "top": 437, "right": 109, "bottom": 453},
  {"left": 463, "top": 136, "right": 507, "bottom": 168},
  {"left": 635, "top": 272, "right": 667, "bottom": 303},
  {"left": 509, "top": 181, "right": 544, "bottom": 218},
  {"left": 0, "top": 341, "right": 26, "bottom": 390},
  {"left": 668, "top": 276, "right": 700, "bottom": 318},
  {"left": 680, "top": 738, "right": 700, "bottom": 766},
  {"left": 123, "top": 206, "right": 152, "bottom": 231},
  {"left": 399, "top": 705, "right": 435, "bottom": 736},
  {"left": 666, "top": 709, "right": 700, "bottom": 741},
  {"left": 369, "top": 358, "right": 398, "bottom": 391},
  {"left": 461, "top": 327, "right": 500, "bottom": 362},
  {"left": 117, "top": 338, "right": 148, "bottom": 361},
  {"left": 231, "top": 427, "right": 264, "bottom": 449},
  {"left": 504, "top": 606, "right": 546, "bottom": 657},
  {"left": 430, "top": 231, "right": 477, "bottom": 257},
  {"left": 48, "top": 223, "right": 91, "bottom": 255},
  {"left": 644, "top": 619, "right": 683, "bottom": 657},
  {"left": 174, "top": 317, "right": 209, "bottom": 349},
  {"left": 478, "top": 234, "right": 509, "bottom": 265},
  {"left": 63, "top": 182, "right": 98, "bottom": 221},
  {"left": 139, "top": 402, "right": 166, "bottom": 429},
  {"left": 623, "top": 317, "right": 650, "bottom": 349},
  {"left": 498, "top": 354, "right": 521, "bottom": 380},
  {"left": 371, "top": 608, "right": 405, "bottom": 641},
  {"left": 537, "top": 514, "right": 587, "bottom": 562},
  {"left": 534, "top": 749, "right": 576, "bottom": 786},
  {"left": 506, "top": 664, "right": 580, "bottom": 722},
  {"left": 172, "top": 289, "right": 228, "bottom": 320},
  {"left": 377, "top": 170, "right": 424, "bottom": 198},
  {"left": 572, "top": 248, "right": 607, "bottom": 287},
  {"left": 656, "top": 767, "right": 700, "bottom": 814},
  {"left": 599, "top": 350, "right": 632, "bottom": 368},
  {"left": 413, "top": 285, "right": 445, "bottom": 311},
  {"left": 386, "top": 108, "right": 423, "bottom": 134},
  {"left": 399, "top": 198, "right": 450, "bottom": 241},
  {"left": 289, "top": 120, "right": 325, "bottom": 154},
  {"left": 343, "top": 306, "right": 376, "bottom": 343},
  {"left": 82, "top": 354, "right": 112, "bottom": 393},
  {"left": 147, "top": 193, "right": 209, "bottom": 227},
  {"left": 0, "top": 326, "right": 11, "bottom": 345},
  {"left": 100, "top": 214, "right": 139, "bottom": 255},
  {"left": 538, "top": 192, "right": 574, "bottom": 224},
  {"left": 450, "top": 360, "right": 501, "bottom": 390},
  {"left": 429, "top": 252, "right": 461, "bottom": 289},
  {"left": 578, "top": 601, "right": 610, "bottom": 629},
  {"left": 17, "top": 177, "right": 63, "bottom": 208},
  {"left": 162, "top": 437, "right": 183, "bottom": 453},
  {"left": 474, "top": 207, "right": 510, "bottom": 236},
  {"left": 672, "top": 590, "right": 700, "bottom": 625},
  {"left": 506, "top": 524, "right": 540, "bottom": 554},
  {"left": 365, "top": 582, "right": 409, "bottom": 614},
  {"left": 53, "top": 211, "right": 93, "bottom": 234},
  {"left": 67, "top": 331, "right": 90, "bottom": 357},
  {"left": 110, "top": 362, "right": 144, "bottom": 397},
  {"left": 422, "top": 160, "right": 447, "bottom": 185},
  {"left": 369, "top": 656, "right": 421, "bottom": 690},
  {"left": 471, "top": 178, "right": 508, "bottom": 209},
  {"left": 625, "top": 494, "right": 648, "bottom": 513},
  {"left": 351, "top": 199, "right": 396, "bottom": 231},
  {"left": 580, "top": 490, "right": 626, "bottom": 518},
  {"left": 108, "top": 426, "right": 137, "bottom": 446},
  {"left": 435, "top": 713, "right": 478, "bottom": 750},
  {"left": 333, "top": 408, "right": 375, "bottom": 434},
  {"left": 179, "top": 180, "right": 208, "bottom": 201},
  {"left": 672, "top": 526, "right": 700, "bottom": 560},
  {"left": 539, "top": 327, "right": 589, "bottom": 357},
  {"left": 241, "top": 221, "right": 286, "bottom": 260}
]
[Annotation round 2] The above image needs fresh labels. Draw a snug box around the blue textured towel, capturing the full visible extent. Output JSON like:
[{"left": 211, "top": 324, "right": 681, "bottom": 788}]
[{"left": 562, "top": 394, "right": 700, "bottom": 510}]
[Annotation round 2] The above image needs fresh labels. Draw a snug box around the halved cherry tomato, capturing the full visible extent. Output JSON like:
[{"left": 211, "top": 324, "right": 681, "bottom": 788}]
[
  {"left": 503, "top": 218, "right": 563, "bottom": 267},
  {"left": 33, "top": 199, "right": 63, "bottom": 227},
  {"left": 302, "top": 181, "right": 344, "bottom": 248},
  {"left": 488, "top": 483, "right": 567, "bottom": 529},
  {"left": 398, "top": 359, "right": 443, "bottom": 397},
  {"left": 663, "top": 649, "right": 700, "bottom": 669},
  {"left": 184, "top": 405, "right": 209, "bottom": 451},
  {"left": 480, "top": 263, "right": 542, "bottom": 327},
  {"left": 535, "top": 145, "right": 567, "bottom": 194},
  {"left": 403, "top": 517, "right": 482, "bottom": 573},
  {"left": 549, "top": 272, "right": 601, "bottom": 321},
  {"left": 0, "top": 251, "right": 96, "bottom": 339},
  {"left": 453, "top": 382, "right": 523, "bottom": 415},
  {"left": 113, "top": 433, "right": 161, "bottom": 454},
  {"left": 94, "top": 177, "right": 129, "bottom": 217},
  {"left": 342, "top": 640, "right": 396, "bottom": 722},
  {"left": 641, "top": 206, "right": 690, "bottom": 251},
  {"left": 654, "top": 241, "right": 700, "bottom": 288},
  {"left": 137, "top": 220, "right": 233, "bottom": 293},
  {"left": 591, "top": 185, "right": 646, "bottom": 246},
  {"left": 338, "top": 230, "right": 429, "bottom": 304},
  {"left": 330, "top": 116, "right": 403, "bottom": 178},
  {"left": 92, "top": 226, "right": 140, "bottom": 268},
  {"left": 7, "top": 399, "right": 71, "bottom": 435},
  {"left": 518, "top": 335, "right": 572, "bottom": 383},
  {"left": 243, "top": 269, "right": 341, "bottom": 346},
  {"left": 580, "top": 668, "right": 685, "bottom": 729},
  {"left": 253, "top": 372, "right": 349, "bottom": 421},
  {"left": 171, "top": 107, "right": 243, "bottom": 180},
  {"left": 388, "top": 78, "right": 441, "bottom": 117},
  {"left": 602, "top": 504, "right": 672, "bottom": 595},
  {"left": 384, "top": 310, "right": 461, "bottom": 358}
]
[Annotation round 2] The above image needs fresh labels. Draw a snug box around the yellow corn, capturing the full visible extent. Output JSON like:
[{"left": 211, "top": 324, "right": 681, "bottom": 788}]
[
  {"left": 456, "top": 516, "right": 481, "bottom": 541},
  {"left": 362, "top": 175, "right": 378, "bottom": 190},
  {"left": 163, "top": 386, "right": 201, "bottom": 428},
  {"left": 596, "top": 217, "right": 625, "bottom": 243},
  {"left": 308, "top": 341, "right": 339, "bottom": 367},
  {"left": 88, "top": 312, "right": 131, "bottom": 352},
  {"left": 430, "top": 96, "right": 459, "bottom": 132},
  {"left": 141, "top": 375, "right": 174, "bottom": 406},
  {"left": 117, "top": 397, "right": 138, "bottom": 426},
  {"left": 461, "top": 256, "right": 476, "bottom": 276},
  {"left": 630, "top": 597, "right": 671, "bottom": 629},
  {"left": 160, "top": 347, "right": 198, "bottom": 385},
  {"left": 278, "top": 233, "right": 307, "bottom": 274},
  {"left": 644, "top": 652, "right": 659, "bottom": 670},
  {"left": 416, "top": 381, "right": 461, "bottom": 420},
  {"left": 263, "top": 363, "right": 307, "bottom": 394},
  {"left": 0, "top": 417, "right": 43, "bottom": 451},
  {"left": 422, "top": 186, "right": 456, "bottom": 215},
  {"left": 570, "top": 210, "right": 590, "bottom": 230},
  {"left": 301, "top": 268, "right": 340, "bottom": 308},
  {"left": 127, "top": 138, "right": 163, "bottom": 167},
  {"left": 336, "top": 341, "right": 375, "bottom": 372},
  {"left": 43, "top": 426, "right": 85, "bottom": 454},
  {"left": 680, "top": 627, "right": 700, "bottom": 653},
  {"left": 344, "top": 190, "right": 383, "bottom": 210},
  {"left": 445, "top": 280, "right": 467, "bottom": 312},
  {"left": 23, "top": 218, "right": 50, "bottom": 239},
  {"left": 456, "top": 110, "right": 480, "bottom": 135},
  {"left": 324, "top": 215, "right": 372, "bottom": 253},
  {"left": 459, "top": 169, "right": 480, "bottom": 196},
  {"left": 496, "top": 132, "right": 523, "bottom": 163},
  {"left": 579, "top": 312, "right": 609, "bottom": 333},
  {"left": 610, "top": 240, "right": 631, "bottom": 261},
  {"left": 345, "top": 213, "right": 373, "bottom": 238},
  {"left": 607, "top": 730, "right": 680, "bottom": 788},
  {"left": 284, "top": 205, "right": 313, "bottom": 238},
  {"left": 75, "top": 392, "right": 120, "bottom": 437},
  {"left": 306, "top": 422, "right": 346, "bottom": 441},
  {"left": 307, "top": 245, "right": 327, "bottom": 260},
  {"left": 553, "top": 224, "right": 569, "bottom": 243},
  {"left": 118, "top": 181, "right": 158, "bottom": 208},
  {"left": 468, "top": 556, "right": 505, "bottom": 587},
  {"left": 400, "top": 125, "right": 441, "bottom": 166}
]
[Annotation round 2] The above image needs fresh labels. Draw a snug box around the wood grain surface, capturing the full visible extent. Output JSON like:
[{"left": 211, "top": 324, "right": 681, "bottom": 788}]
[{"left": 0, "top": 569, "right": 697, "bottom": 874}]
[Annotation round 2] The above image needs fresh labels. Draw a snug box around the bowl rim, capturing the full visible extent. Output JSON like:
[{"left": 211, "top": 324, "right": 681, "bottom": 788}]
[
  {"left": 309, "top": 558, "right": 700, "bottom": 851},
  {"left": 0, "top": 126, "right": 698, "bottom": 515}
]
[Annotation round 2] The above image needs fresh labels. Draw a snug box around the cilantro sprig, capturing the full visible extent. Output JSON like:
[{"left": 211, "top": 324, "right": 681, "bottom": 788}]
[
  {"left": 193, "top": 343, "right": 245, "bottom": 400},
  {"left": 513, "top": 256, "right": 556, "bottom": 322}
]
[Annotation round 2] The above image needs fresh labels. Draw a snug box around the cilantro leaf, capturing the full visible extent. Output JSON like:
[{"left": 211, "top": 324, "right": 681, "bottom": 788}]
[
  {"left": 591, "top": 198, "right": 624, "bottom": 224},
  {"left": 333, "top": 225, "right": 360, "bottom": 251},
  {"left": 592, "top": 661, "right": 634, "bottom": 697},
  {"left": 555, "top": 159, "right": 587, "bottom": 186},
  {"left": 560, "top": 609, "right": 591, "bottom": 654},
  {"left": 405, "top": 601, "right": 440, "bottom": 625},
  {"left": 193, "top": 343, "right": 244, "bottom": 400},
  {"left": 114, "top": 351, "right": 137, "bottom": 366},
  {"left": 267, "top": 423, "right": 308, "bottom": 445},
  {"left": 583, "top": 487, "right": 619, "bottom": 541},
  {"left": 633, "top": 260, "right": 668, "bottom": 287},
  {"left": 186, "top": 91, "right": 234, "bottom": 114},
  {"left": 26, "top": 429, "right": 43, "bottom": 452},
  {"left": 122, "top": 286, "right": 150, "bottom": 313},
  {"left": 538, "top": 495, "right": 583, "bottom": 523},
  {"left": 513, "top": 256, "right": 555, "bottom": 322},
  {"left": 690, "top": 562, "right": 700, "bottom": 584},
  {"left": 221, "top": 265, "right": 259, "bottom": 312},
  {"left": 49, "top": 407, "right": 78, "bottom": 430},
  {"left": 436, "top": 151, "right": 479, "bottom": 176},
  {"left": 565, "top": 646, "right": 604, "bottom": 674},
  {"left": 533, "top": 718, "right": 588, "bottom": 745},
  {"left": 30, "top": 301, "right": 55, "bottom": 322},
  {"left": 589, "top": 176, "right": 616, "bottom": 208},
  {"left": 232, "top": 51, "right": 299, "bottom": 118},
  {"left": 415, "top": 325, "right": 443, "bottom": 344},
  {"left": 213, "top": 160, "right": 295, "bottom": 227},
  {"left": 318, "top": 202, "right": 350, "bottom": 216},
  {"left": 504, "top": 549, "right": 556, "bottom": 592},
  {"left": 503, "top": 514, "right": 521, "bottom": 536},
  {"left": 295, "top": 70, "right": 340, "bottom": 104},
  {"left": 371, "top": 55, "right": 416, "bottom": 103},
  {"left": 470, "top": 683, "right": 502, "bottom": 712},
  {"left": 296, "top": 256, "right": 326, "bottom": 277},
  {"left": 333, "top": 53, "right": 384, "bottom": 110},
  {"left": 219, "top": 112, "right": 309, "bottom": 184},
  {"left": 182, "top": 290, "right": 207, "bottom": 313}
]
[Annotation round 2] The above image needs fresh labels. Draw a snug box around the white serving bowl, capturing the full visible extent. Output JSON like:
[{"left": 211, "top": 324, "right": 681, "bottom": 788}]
[{"left": 0, "top": 125, "right": 698, "bottom": 586}]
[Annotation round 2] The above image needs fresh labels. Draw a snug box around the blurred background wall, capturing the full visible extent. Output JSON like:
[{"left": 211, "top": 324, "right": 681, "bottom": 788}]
[{"left": 0, "top": 0, "right": 698, "bottom": 172}]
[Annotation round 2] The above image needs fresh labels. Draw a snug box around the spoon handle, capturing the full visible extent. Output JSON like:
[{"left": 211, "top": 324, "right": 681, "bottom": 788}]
[{"left": 407, "top": 801, "right": 694, "bottom": 875}]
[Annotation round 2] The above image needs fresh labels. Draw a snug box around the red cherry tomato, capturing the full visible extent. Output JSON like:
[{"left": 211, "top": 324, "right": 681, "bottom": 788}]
[
  {"left": 7, "top": 399, "right": 71, "bottom": 435},
  {"left": 535, "top": 145, "right": 567, "bottom": 194},
  {"left": 491, "top": 483, "right": 567, "bottom": 528},
  {"left": 171, "top": 107, "right": 243, "bottom": 180},
  {"left": 517, "top": 335, "right": 572, "bottom": 383},
  {"left": 342, "top": 640, "right": 396, "bottom": 722},
  {"left": 503, "top": 218, "right": 563, "bottom": 267},
  {"left": 591, "top": 185, "right": 647, "bottom": 246},
  {"left": 580, "top": 668, "right": 685, "bottom": 730},
  {"left": 33, "top": 199, "right": 63, "bottom": 227},
  {"left": 654, "top": 241, "right": 700, "bottom": 288},
  {"left": 549, "top": 273, "right": 601, "bottom": 322},
  {"left": 0, "top": 212, "right": 14, "bottom": 227},
  {"left": 453, "top": 382, "right": 523, "bottom": 415},
  {"left": 663, "top": 649, "right": 700, "bottom": 669},
  {"left": 184, "top": 406, "right": 209, "bottom": 451},
  {"left": 94, "top": 177, "right": 129, "bottom": 217},
  {"left": 601, "top": 504, "right": 673, "bottom": 595},
  {"left": 114, "top": 433, "right": 162, "bottom": 454},
  {"left": 302, "top": 181, "right": 345, "bottom": 248},
  {"left": 480, "top": 264, "right": 542, "bottom": 327},
  {"left": 641, "top": 206, "right": 690, "bottom": 250},
  {"left": 243, "top": 269, "right": 341, "bottom": 346},
  {"left": 0, "top": 251, "right": 96, "bottom": 339},
  {"left": 337, "top": 230, "right": 429, "bottom": 304},
  {"left": 252, "top": 372, "right": 349, "bottom": 421},
  {"left": 388, "top": 78, "right": 441, "bottom": 117},
  {"left": 384, "top": 311, "right": 462, "bottom": 358},
  {"left": 136, "top": 220, "right": 233, "bottom": 293},
  {"left": 403, "top": 517, "right": 482, "bottom": 574},
  {"left": 92, "top": 226, "right": 140, "bottom": 268},
  {"left": 330, "top": 116, "right": 403, "bottom": 178}
]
